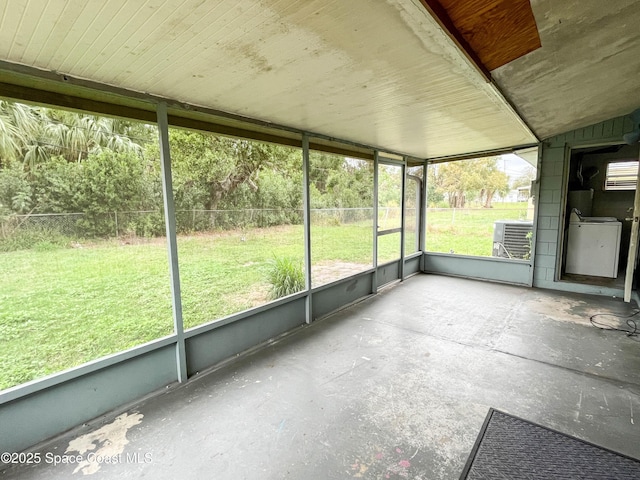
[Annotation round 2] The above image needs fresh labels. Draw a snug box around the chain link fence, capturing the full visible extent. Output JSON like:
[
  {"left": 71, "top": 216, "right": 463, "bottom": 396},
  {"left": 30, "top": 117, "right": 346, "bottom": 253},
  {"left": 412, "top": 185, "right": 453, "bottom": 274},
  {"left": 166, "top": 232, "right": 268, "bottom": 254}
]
[
  {"left": 0, "top": 213, "right": 84, "bottom": 238},
  {"left": 0, "top": 211, "right": 165, "bottom": 241},
  {"left": 1, "top": 207, "right": 381, "bottom": 250},
  {"left": 175, "top": 208, "right": 304, "bottom": 232},
  {"left": 312, "top": 207, "right": 373, "bottom": 226}
]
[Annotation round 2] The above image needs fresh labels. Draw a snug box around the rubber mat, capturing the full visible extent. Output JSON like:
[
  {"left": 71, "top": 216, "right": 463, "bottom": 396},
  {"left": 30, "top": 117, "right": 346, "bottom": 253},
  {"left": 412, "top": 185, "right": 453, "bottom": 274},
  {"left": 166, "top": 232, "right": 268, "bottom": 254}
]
[{"left": 460, "top": 409, "right": 640, "bottom": 479}]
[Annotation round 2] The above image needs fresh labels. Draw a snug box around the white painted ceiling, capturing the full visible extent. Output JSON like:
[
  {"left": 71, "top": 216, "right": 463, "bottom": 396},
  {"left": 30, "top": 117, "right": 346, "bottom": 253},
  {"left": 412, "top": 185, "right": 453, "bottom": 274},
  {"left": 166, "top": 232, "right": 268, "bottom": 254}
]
[
  {"left": 1, "top": 0, "right": 637, "bottom": 158},
  {"left": 0, "top": 0, "right": 535, "bottom": 158}
]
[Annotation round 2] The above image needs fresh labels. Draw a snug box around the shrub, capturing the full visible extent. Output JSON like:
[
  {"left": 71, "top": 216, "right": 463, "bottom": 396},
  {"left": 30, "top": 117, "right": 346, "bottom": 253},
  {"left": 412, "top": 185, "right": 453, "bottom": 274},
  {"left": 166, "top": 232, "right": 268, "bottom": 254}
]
[
  {"left": 0, "top": 226, "right": 70, "bottom": 252},
  {"left": 0, "top": 164, "right": 32, "bottom": 214},
  {"left": 266, "top": 256, "right": 305, "bottom": 300}
]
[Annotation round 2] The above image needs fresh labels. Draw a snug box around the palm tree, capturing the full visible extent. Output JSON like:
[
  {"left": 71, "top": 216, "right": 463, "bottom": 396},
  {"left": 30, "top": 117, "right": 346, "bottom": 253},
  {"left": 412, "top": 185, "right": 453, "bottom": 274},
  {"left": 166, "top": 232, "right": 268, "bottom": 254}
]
[
  {"left": 0, "top": 100, "right": 147, "bottom": 170},
  {"left": 0, "top": 101, "right": 41, "bottom": 166},
  {"left": 42, "top": 108, "right": 144, "bottom": 163}
]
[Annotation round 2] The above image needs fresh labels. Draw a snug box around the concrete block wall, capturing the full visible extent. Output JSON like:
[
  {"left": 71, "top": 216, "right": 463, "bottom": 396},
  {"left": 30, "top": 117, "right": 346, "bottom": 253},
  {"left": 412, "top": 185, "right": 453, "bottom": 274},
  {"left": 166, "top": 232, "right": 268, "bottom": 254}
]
[
  {"left": 533, "top": 114, "right": 635, "bottom": 292},
  {"left": 533, "top": 145, "right": 565, "bottom": 288}
]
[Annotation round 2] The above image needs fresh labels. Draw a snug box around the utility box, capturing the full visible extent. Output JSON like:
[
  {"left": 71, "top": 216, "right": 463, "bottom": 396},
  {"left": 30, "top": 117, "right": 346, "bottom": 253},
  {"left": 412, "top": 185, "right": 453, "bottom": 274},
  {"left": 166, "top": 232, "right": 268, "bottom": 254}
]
[{"left": 492, "top": 220, "right": 533, "bottom": 259}]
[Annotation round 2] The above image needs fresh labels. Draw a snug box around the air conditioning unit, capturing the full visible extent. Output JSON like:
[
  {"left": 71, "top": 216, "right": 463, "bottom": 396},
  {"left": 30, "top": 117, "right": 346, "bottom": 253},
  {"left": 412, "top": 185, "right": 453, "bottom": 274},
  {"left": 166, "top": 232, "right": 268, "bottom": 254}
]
[{"left": 492, "top": 220, "right": 533, "bottom": 259}]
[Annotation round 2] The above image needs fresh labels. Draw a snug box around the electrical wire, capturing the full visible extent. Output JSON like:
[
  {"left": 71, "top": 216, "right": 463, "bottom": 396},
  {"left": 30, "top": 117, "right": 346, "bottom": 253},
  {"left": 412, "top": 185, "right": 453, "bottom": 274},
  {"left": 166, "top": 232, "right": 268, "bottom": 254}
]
[{"left": 589, "top": 310, "right": 639, "bottom": 337}]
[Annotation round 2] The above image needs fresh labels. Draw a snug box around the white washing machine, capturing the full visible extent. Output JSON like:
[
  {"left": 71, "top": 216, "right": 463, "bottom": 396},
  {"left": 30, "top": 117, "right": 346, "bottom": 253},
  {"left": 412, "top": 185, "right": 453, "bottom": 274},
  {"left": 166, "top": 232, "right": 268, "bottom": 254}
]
[{"left": 565, "top": 211, "right": 622, "bottom": 278}]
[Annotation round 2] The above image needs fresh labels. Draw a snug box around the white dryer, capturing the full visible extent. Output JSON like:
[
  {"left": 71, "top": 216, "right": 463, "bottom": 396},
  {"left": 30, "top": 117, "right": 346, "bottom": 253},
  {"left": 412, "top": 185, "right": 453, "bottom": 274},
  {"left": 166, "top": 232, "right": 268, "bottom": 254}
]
[{"left": 565, "top": 210, "right": 622, "bottom": 278}]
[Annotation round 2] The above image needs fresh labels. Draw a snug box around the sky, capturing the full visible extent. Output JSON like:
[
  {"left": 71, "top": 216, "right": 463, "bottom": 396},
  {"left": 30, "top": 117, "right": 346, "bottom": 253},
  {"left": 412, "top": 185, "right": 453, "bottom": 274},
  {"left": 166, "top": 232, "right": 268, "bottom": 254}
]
[{"left": 500, "top": 152, "right": 537, "bottom": 183}]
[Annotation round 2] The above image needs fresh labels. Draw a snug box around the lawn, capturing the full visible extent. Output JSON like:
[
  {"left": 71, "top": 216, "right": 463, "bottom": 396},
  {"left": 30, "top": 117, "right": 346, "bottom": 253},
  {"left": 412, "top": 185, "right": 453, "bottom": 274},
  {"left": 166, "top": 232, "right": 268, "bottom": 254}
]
[
  {"left": 0, "top": 240, "right": 175, "bottom": 389},
  {"left": 0, "top": 222, "right": 400, "bottom": 390},
  {"left": 426, "top": 203, "right": 531, "bottom": 256},
  {"left": 0, "top": 204, "right": 529, "bottom": 390}
]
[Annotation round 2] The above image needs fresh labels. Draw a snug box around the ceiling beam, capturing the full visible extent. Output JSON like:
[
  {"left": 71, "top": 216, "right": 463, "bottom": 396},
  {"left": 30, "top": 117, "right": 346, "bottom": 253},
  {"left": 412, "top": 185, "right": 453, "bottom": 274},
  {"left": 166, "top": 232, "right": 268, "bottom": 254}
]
[
  {"left": 0, "top": 73, "right": 380, "bottom": 161},
  {"left": 418, "top": 0, "right": 492, "bottom": 82}
]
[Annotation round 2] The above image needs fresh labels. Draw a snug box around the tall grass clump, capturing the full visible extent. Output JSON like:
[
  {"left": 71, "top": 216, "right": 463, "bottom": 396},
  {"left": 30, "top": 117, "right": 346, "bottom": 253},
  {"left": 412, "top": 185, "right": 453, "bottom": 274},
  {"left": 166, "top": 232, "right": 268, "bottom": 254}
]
[
  {"left": 0, "top": 227, "right": 70, "bottom": 252},
  {"left": 266, "top": 256, "right": 305, "bottom": 299}
]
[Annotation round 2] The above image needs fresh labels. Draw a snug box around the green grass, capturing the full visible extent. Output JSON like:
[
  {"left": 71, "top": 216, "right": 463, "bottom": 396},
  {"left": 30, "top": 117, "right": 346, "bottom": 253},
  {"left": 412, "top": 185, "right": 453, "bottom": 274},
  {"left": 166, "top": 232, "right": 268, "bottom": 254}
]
[
  {"left": 1, "top": 206, "right": 528, "bottom": 390},
  {"left": 266, "top": 256, "right": 305, "bottom": 299},
  {"left": 0, "top": 222, "right": 400, "bottom": 389},
  {"left": 425, "top": 203, "right": 531, "bottom": 256},
  {"left": 0, "top": 240, "right": 174, "bottom": 388}
]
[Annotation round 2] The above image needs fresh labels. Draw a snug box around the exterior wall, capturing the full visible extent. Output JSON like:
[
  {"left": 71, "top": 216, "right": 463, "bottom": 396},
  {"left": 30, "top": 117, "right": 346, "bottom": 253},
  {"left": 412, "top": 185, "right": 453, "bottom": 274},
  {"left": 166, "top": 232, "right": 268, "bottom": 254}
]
[
  {"left": 1, "top": 345, "right": 177, "bottom": 453},
  {"left": 533, "top": 114, "right": 635, "bottom": 295},
  {"left": 424, "top": 253, "right": 532, "bottom": 286},
  {"left": 533, "top": 144, "right": 565, "bottom": 288}
]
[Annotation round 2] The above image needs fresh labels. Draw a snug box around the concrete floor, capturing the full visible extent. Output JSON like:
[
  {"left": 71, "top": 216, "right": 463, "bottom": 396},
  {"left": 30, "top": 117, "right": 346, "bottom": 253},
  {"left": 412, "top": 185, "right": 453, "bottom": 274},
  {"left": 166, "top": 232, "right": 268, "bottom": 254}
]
[{"left": 3, "top": 274, "right": 640, "bottom": 479}]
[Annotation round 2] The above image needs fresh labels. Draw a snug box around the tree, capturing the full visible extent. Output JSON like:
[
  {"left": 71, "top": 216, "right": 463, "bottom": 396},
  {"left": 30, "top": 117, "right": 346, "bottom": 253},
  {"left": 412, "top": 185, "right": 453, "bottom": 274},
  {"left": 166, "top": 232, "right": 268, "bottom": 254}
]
[
  {"left": 0, "top": 100, "right": 148, "bottom": 171},
  {"left": 426, "top": 165, "right": 444, "bottom": 206},
  {"left": 220, "top": 146, "right": 304, "bottom": 225},
  {"left": 432, "top": 157, "right": 508, "bottom": 208},
  {"left": 436, "top": 161, "right": 472, "bottom": 208},
  {"left": 473, "top": 158, "right": 509, "bottom": 208},
  {"left": 0, "top": 101, "right": 41, "bottom": 167},
  {"left": 42, "top": 110, "right": 146, "bottom": 164},
  {"left": 309, "top": 153, "right": 373, "bottom": 209},
  {"left": 25, "top": 149, "right": 160, "bottom": 236},
  {"left": 164, "top": 129, "right": 295, "bottom": 211},
  {"left": 511, "top": 166, "right": 536, "bottom": 189},
  {"left": 0, "top": 164, "right": 32, "bottom": 213}
]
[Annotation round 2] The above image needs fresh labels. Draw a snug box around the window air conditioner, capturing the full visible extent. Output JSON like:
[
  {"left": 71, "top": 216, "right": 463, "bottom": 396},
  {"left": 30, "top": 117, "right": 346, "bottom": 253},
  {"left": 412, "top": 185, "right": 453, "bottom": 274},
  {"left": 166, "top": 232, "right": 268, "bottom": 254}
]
[{"left": 492, "top": 220, "right": 533, "bottom": 259}]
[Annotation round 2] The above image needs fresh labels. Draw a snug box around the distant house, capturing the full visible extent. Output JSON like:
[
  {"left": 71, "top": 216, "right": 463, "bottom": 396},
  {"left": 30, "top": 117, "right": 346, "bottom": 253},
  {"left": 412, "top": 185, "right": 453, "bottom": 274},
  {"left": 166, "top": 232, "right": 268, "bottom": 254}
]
[
  {"left": 517, "top": 186, "right": 531, "bottom": 202},
  {"left": 498, "top": 187, "right": 529, "bottom": 203}
]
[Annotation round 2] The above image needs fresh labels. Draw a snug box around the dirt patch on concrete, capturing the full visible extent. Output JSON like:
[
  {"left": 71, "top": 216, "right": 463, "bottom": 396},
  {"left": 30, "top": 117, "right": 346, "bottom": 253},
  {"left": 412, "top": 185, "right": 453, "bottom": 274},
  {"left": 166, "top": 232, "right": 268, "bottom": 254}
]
[
  {"left": 525, "top": 296, "right": 591, "bottom": 325},
  {"left": 523, "top": 294, "right": 626, "bottom": 327},
  {"left": 65, "top": 412, "right": 143, "bottom": 475}
]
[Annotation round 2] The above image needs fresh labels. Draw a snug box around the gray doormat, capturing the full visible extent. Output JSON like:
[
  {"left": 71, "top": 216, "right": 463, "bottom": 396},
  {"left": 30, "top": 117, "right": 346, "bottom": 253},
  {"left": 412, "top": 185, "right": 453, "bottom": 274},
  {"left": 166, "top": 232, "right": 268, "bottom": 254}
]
[{"left": 460, "top": 409, "right": 640, "bottom": 479}]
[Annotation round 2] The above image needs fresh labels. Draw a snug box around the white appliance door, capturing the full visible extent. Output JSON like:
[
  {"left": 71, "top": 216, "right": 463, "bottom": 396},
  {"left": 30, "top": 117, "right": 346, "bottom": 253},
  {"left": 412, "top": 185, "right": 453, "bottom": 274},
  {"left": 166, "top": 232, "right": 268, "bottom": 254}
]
[{"left": 566, "top": 223, "right": 621, "bottom": 277}]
